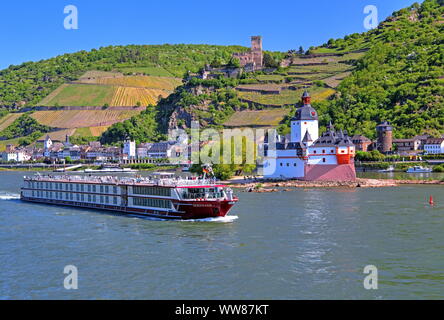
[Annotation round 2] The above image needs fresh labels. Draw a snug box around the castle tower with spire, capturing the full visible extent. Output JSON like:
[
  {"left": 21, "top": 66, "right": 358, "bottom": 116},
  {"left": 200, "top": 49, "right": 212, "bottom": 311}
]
[{"left": 290, "top": 91, "right": 319, "bottom": 144}]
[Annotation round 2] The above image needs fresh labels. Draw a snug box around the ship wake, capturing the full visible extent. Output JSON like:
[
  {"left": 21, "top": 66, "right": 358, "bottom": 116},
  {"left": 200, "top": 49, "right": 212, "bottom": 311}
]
[
  {"left": 133, "top": 215, "right": 239, "bottom": 223},
  {"left": 184, "top": 215, "right": 239, "bottom": 223},
  {"left": 0, "top": 192, "right": 21, "bottom": 200}
]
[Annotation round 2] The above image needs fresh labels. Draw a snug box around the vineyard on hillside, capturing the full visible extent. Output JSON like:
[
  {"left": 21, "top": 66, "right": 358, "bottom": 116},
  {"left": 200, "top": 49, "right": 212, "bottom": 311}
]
[
  {"left": 81, "top": 75, "right": 182, "bottom": 91},
  {"left": 223, "top": 109, "right": 290, "bottom": 128},
  {"left": 0, "top": 113, "right": 21, "bottom": 132},
  {"left": 110, "top": 87, "right": 169, "bottom": 106},
  {"left": 39, "top": 74, "right": 182, "bottom": 107},
  {"left": 30, "top": 109, "right": 140, "bottom": 128},
  {"left": 39, "top": 84, "right": 116, "bottom": 107}
]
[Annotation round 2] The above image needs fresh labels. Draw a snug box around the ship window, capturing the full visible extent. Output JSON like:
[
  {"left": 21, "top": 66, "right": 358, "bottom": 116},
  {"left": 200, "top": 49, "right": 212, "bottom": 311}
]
[
  {"left": 76, "top": 194, "right": 80, "bottom": 201},
  {"left": 100, "top": 196, "right": 104, "bottom": 203},
  {"left": 70, "top": 193, "right": 73, "bottom": 200},
  {"left": 93, "top": 195, "right": 96, "bottom": 202},
  {"left": 70, "top": 184, "right": 73, "bottom": 191},
  {"left": 88, "top": 185, "right": 91, "bottom": 192},
  {"left": 81, "top": 184, "right": 84, "bottom": 192},
  {"left": 100, "top": 185, "right": 104, "bottom": 193},
  {"left": 76, "top": 184, "right": 79, "bottom": 191},
  {"left": 113, "top": 186, "right": 117, "bottom": 194},
  {"left": 133, "top": 197, "right": 171, "bottom": 209},
  {"left": 105, "top": 196, "right": 109, "bottom": 204},
  {"left": 65, "top": 193, "right": 69, "bottom": 200},
  {"left": 133, "top": 186, "right": 171, "bottom": 197},
  {"left": 113, "top": 197, "right": 117, "bottom": 204},
  {"left": 88, "top": 194, "right": 91, "bottom": 202},
  {"left": 65, "top": 184, "right": 68, "bottom": 191},
  {"left": 92, "top": 185, "right": 96, "bottom": 193},
  {"left": 105, "top": 186, "right": 109, "bottom": 194},
  {"left": 81, "top": 194, "right": 84, "bottom": 201}
]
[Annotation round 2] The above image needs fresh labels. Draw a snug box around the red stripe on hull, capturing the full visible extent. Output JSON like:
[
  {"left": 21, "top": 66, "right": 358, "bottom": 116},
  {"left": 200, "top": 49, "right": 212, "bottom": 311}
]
[{"left": 20, "top": 196, "right": 237, "bottom": 220}]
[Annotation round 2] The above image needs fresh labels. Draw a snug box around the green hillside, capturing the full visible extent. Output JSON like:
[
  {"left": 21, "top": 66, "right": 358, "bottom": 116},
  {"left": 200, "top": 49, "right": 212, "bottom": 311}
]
[
  {"left": 310, "top": 0, "right": 444, "bottom": 139},
  {"left": 0, "top": 44, "right": 249, "bottom": 108}
]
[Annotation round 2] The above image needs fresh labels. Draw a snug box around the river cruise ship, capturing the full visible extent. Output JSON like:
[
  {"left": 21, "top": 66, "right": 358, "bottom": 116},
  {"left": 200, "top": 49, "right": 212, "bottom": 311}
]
[{"left": 20, "top": 174, "right": 238, "bottom": 220}]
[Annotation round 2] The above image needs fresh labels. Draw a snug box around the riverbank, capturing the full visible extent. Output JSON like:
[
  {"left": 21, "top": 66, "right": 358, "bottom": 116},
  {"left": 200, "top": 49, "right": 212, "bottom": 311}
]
[{"left": 224, "top": 177, "right": 444, "bottom": 192}]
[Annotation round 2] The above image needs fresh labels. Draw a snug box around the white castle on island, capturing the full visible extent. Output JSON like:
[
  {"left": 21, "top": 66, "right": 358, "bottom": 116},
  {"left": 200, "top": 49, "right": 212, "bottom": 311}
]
[{"left": 261, "top": 91, "right": 357, "bottom": 181}]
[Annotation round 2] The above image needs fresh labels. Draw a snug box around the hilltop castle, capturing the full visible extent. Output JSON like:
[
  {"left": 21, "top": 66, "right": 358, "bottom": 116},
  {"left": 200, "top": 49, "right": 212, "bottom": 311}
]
[
  {"left": 232, "top": 36, "right": 263, "bottom": 71},
  {"left": 261, "top": 91, "right": 357, "bottom": 181}
]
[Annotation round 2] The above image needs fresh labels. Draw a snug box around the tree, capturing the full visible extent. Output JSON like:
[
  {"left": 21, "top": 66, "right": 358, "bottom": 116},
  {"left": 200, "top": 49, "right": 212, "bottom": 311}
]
[
  {"left": 263, "top": 53, "right": 279, "bottom": 68},
  {"left": 228, "top": 57, "right": 241, "bottom": 68},
  {"left": 298, "top": 46, "right": 304, "bottom": 54}
]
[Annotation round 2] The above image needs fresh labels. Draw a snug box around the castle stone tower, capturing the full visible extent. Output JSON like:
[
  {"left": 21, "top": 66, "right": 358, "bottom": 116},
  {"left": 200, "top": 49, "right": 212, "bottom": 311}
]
[
  {"left": 251, "top": 36, "right": 263, "bottom": 68},
  {"left": 376, "top": 121, "right": 393, "bottom": 153}
]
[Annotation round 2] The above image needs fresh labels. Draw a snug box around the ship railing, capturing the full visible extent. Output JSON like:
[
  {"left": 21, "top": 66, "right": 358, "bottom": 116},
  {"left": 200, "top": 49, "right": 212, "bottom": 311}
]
[{"left": 25, "top": 175, "right": 219, "bottom": 187}]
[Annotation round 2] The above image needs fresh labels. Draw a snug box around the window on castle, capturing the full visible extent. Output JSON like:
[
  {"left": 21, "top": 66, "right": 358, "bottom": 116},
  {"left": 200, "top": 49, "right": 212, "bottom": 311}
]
[
  {"left": 287, "top": 163, "right": 289, "bottom": 167},
  {"left": 294, "top": 163, "right": 297, "bottom": 167},
  {"left": 313, "top": 150, "right": 317, "bottom": 154},
  {"left": 322, "top": 150, "right": 325, "bottom": 153},
  {"left": 322, "top": 158, "right": 326, "bottom": 163}
]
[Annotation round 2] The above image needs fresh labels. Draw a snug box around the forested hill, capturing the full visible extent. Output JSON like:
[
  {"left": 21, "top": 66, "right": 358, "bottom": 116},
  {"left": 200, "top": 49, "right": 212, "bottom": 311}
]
[
  {"left": 313, "top": 0, "right": 444, "bottom": 139},
  {"left": 0, "top": 44, "right": 249, "bottom": 108}
]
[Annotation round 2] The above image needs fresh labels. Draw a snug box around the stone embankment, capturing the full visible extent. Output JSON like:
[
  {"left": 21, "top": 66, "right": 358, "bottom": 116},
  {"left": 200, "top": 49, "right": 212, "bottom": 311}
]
[{"left": 225, "top": 178, "right": 443, "bottom": 192}]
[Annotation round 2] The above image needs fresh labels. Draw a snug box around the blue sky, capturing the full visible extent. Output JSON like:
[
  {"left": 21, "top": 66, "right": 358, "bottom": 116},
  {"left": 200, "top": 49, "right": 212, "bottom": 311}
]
[{"left": 0, "top": 0, "right": 418, "bottom": 69}]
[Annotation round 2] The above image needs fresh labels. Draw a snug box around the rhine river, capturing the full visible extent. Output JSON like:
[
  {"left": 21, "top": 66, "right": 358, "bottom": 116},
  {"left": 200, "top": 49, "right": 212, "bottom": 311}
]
[{"left": 1, "top": 171, "right": 443, "bottom": 299}]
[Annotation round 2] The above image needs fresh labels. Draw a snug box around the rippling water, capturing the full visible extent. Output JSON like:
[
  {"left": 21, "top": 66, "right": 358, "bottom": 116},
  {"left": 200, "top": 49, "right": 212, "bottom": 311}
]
[{"left": 1, "top": 171, "right": 443, "bottom": 299}]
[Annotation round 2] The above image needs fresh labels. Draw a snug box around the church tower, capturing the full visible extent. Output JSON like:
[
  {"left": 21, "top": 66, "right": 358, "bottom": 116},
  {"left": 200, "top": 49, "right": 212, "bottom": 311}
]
[
  {"left": 290, "top": 91, "right": 319, "bottom": 143},
  {"left": 44, "top": 135, "right": 53, "bottom": 151}
]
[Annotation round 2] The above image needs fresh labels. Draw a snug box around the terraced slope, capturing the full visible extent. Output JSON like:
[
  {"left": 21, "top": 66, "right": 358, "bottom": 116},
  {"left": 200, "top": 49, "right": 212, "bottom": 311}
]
[
  {"left": 0, "top": 113, "right": 21, "bottom": 132},
  {"left": 39, "top": 84, "right": 116, "bottom": 107},
  {"left": 224, "top": 109, "right": 290, "bottom": 128},
  {"left": 31, "top": 109, "right": 141, "bottom": 128},
  {"left": 39, "top": 73, "right": 182, "bottom": 107}
]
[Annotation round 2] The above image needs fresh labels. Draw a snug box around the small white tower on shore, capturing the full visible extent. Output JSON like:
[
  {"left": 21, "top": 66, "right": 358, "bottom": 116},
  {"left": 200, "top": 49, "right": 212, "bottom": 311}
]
[
  {"left": 123, "top": 140, "right": 136, "bottom": 159},
  {"left": 44, "top": 135, "right": 53, "bottom": 151}
]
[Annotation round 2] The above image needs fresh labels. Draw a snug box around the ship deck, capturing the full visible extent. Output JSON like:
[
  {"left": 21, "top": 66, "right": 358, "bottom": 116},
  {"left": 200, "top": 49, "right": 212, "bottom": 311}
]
[{"left": 23, "top": 175, "right": 226, "bottom": 188}]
